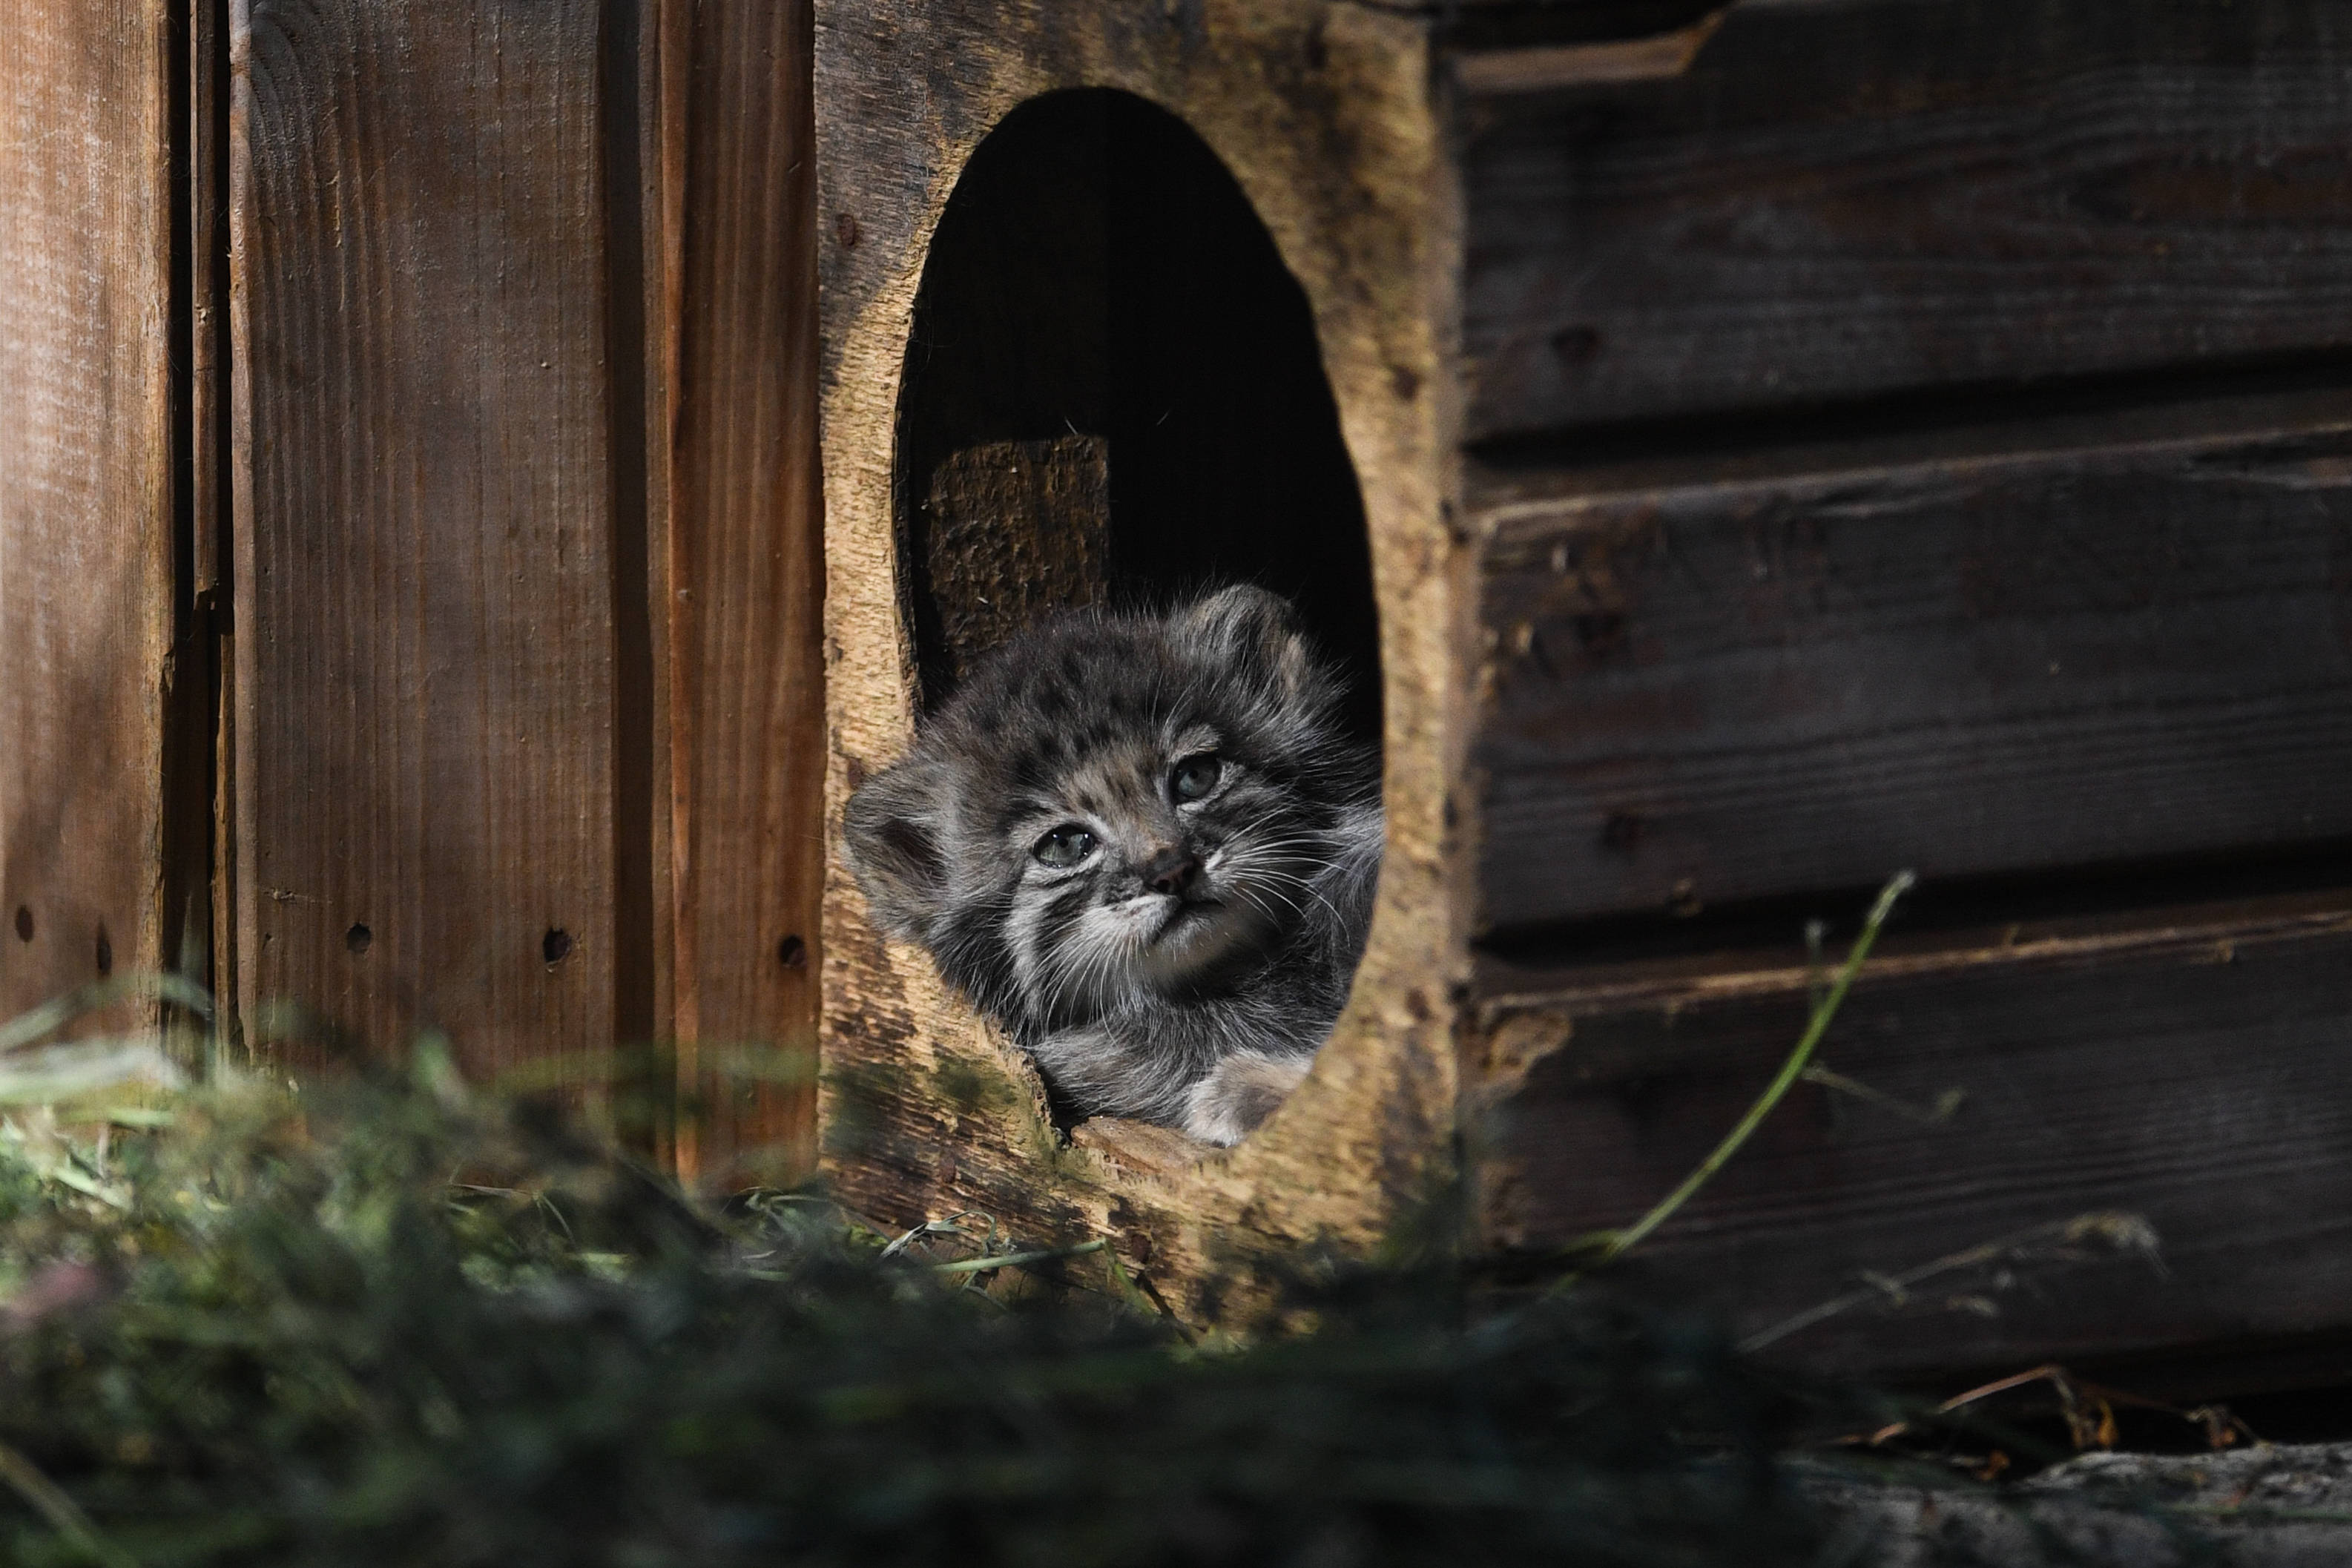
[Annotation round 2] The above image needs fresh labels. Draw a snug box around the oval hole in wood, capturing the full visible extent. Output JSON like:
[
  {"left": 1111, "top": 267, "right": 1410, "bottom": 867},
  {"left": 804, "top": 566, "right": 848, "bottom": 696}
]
[
  {"left": 894, "top": 87, "right": 1381, "bottom": 750},
  {"left": 888, "top": 88, "right": 1386, "bottom": 1144}
]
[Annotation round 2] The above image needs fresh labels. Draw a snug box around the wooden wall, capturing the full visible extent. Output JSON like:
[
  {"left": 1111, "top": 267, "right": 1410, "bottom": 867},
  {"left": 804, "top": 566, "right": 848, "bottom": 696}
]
[
  {"left": 1459, "top": 0, "right": 2352, "bottom": 439},
  {"left": 22, "top": 0, "right": 2352, "bottom": 1384},
  {"left": 0, "top": 0, "right": 179, "bottom": 1021},
  {"left": 0, "top": 0, "right": 823, "bottom": 1184},
  {"left": 224, "top": 0, "right": 822, "bottom": 1178},
  {"left": 640, "top": 0, "right": 826, "bottom": 1182},
  {"left": 1452, "top": 0, "right": 2352, "bottom": 1378},
  {"left": 232, "top": 0, "right": 623, "bottom": 1082}
]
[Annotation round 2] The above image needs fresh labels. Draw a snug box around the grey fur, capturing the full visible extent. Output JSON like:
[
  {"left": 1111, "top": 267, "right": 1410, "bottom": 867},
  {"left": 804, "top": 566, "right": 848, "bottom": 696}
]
[{"left": 844, "top": 586, "right": 1380, "bottom": 1144}]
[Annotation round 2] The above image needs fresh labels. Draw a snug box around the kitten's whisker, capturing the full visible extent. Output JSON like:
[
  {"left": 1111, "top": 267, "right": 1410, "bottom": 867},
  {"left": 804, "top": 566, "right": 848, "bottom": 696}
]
[
  {"left": 1220, "top": 846, "right": 1339, "bottom": 915},
  {"left": 1075, "top": 927, "right": 1126, "bottom": 1016},
  {"left": 1228, "top": 885, "right": 1301, "bottom": 935},
  {"left": 1230, "top": 845, "right": 1350, "bottom": 889},
  {"left": 1223, "top": 879, "right": 1284, "bottom": 918},
  {"left": 1261, "top": 866, "right": 1350, "bottom": 925},
  {"left": 1070, "top": 916, "right": 1138, "bottom": 1020},
  {"left": 1047, "top": 925, "right": 1116, "bottom": 1024},
  {"left": 1226, "top": 833, "right": 1337, "bottom": 857},
  {"left": 1234, "top": 879, "right": 1308, "bottom": 921},
  {"left": 1033, "top": 918, "right": 1092, "bottom": 1024}
]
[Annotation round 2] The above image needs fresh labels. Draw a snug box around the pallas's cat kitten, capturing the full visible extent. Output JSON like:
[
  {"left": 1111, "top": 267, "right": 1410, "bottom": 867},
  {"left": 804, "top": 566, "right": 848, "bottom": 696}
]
[{"left": 844, "top": 586, "right": 1380, "bottom": 1144}]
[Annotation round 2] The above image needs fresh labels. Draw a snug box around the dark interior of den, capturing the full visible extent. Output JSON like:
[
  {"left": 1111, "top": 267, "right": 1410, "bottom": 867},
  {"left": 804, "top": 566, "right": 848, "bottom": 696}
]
[{"left": 892, "top": 88, "right": 1383, "bottom": 753}]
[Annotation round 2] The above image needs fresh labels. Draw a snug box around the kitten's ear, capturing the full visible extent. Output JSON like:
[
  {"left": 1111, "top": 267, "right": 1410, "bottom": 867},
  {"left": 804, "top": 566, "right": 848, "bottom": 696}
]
[
  {"left": 843, "top": 754, "right": 956, "bottom": 941},
  {"left": 1176, "top": 584, "right": 1320, "bottom": 703}
]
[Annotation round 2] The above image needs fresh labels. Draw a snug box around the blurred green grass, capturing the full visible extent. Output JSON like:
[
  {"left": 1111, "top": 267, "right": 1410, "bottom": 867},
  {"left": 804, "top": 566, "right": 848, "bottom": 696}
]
[{"left": 0, "top": 979, "right": 1840, "bottom": 1568}]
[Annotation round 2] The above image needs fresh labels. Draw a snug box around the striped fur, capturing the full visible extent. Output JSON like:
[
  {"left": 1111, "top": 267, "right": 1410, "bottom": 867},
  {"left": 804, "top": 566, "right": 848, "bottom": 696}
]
[{"left": 844, "top": 587, "right": 1380, "bottom": 1144}]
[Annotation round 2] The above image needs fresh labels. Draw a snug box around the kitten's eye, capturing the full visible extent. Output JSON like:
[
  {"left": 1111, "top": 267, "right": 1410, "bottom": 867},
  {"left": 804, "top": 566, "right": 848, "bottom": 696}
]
[
  {"left": 1170, "top": 753, "right": 1223, "bottom": 803},
  {"left": 1031, "top": 825, "right": 1097, "bottom": 869}
]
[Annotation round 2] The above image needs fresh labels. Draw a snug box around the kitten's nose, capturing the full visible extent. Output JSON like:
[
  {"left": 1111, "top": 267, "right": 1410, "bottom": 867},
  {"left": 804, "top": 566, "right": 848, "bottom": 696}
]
[{"left": 1140, "top": 846, "right": 1200, "bottom": 897}]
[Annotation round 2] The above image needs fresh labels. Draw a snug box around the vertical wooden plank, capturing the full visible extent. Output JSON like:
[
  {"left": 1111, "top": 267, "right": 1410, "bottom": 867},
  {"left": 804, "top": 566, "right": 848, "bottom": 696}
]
[
  {"left": 189, "top": 0, "right": 227, "bottom": 607},
  {"left": 230, "top": 0, "right": 616, "bottom": 1081},
  {"left": 652, "top": 0, "right": 826, "bottom": 1186},
  {"left": 0, "top": 0, "right": 175, "bottom": 1016},
  {"left": 225, "top": 0, "right": 256, "bottom": 1047},
  {"left": 637, "top": 0, "right": 688, "bottom": 1167}
]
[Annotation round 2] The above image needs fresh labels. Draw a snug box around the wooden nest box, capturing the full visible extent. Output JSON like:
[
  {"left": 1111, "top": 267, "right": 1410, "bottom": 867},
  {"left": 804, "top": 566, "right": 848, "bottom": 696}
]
[{"left": 817, "top": 0, "right": 2352, "bottom": 1381}]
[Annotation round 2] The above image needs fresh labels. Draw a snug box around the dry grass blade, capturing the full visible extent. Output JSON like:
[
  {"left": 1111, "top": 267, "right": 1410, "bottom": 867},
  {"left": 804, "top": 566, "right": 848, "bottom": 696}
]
[
  {"left": 880, "top": 1210, "right": 994, "bottom": 1260},
  {"left": 934, "top": 1239, "right": 1110, "bottom": 1276},
  {"left": 1799, "top": 1064, "right": 1964, "bottom": 1125},
  {"left": 0, "top": 1040, "right": 184, "bottom": 1107},
  {"left": 1857, "top": 1361, "right": 2261, "bottom": 1455},
  {"left": 0, "top": 974, "right": 212, "bottom": 1056},
  {"left": 1741, "top": 1211, "right": 2162, "bottom": 1354}
]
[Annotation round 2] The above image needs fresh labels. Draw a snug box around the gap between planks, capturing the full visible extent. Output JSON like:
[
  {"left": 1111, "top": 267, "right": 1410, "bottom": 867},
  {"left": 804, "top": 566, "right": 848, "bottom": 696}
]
[{"left": 1475, "top": 899, "right": 2352, "bottom": 1019}]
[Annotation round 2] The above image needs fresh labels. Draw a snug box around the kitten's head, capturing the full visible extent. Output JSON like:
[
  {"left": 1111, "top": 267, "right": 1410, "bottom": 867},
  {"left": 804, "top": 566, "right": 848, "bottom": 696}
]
[{"left": 845, "top": 586, "right": 1373, "bottom": 1032}]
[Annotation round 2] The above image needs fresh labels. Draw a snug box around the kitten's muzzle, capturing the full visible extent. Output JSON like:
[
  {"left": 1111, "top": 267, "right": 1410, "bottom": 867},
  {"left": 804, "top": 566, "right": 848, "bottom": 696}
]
[{"left": 1140, "top": 846, "right": 1202, "bottom": 897}]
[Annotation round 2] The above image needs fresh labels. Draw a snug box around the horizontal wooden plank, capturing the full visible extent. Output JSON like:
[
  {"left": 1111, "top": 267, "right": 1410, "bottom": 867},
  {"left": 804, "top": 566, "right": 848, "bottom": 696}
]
[
  {"left": 1475, "top": 413, "right": 2352, "bottom": 933},
  {"left": 1457, "top": 0, "right": 2352, "bottom": 440},
  {"left": 1470, "top": 895, "right": 2352, "bottom": 1378},
  {"left": 0, "top": 0, "right": 174, "bottom": 1018}
]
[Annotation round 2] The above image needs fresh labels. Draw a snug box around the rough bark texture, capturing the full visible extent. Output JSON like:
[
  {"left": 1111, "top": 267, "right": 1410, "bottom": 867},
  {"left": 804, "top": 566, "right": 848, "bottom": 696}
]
[{"left": 1811, "top": 1444, "right": 2352, "bottom": 1566}]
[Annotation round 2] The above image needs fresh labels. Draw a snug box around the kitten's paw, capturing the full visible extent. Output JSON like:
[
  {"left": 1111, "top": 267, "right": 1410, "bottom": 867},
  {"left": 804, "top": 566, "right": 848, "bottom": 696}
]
[{"left": 1182, "top": 1052, "right": 1314, "bottom": 1146}]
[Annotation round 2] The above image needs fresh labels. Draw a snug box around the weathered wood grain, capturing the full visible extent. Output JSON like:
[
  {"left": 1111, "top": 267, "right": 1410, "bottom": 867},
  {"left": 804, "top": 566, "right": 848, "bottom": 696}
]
[
  {"left": 806, "top": 0, "right": 2352, "bottom": 1397},
  {"left": 647, "top": 0, "right": 827, "bottom": 1186},
  {"left": 190, "top": 0, "right": 228, "bottom": 605},
  {"left": 816, "top": 0, "right": 1461, "bottom": 1294},
  {"left": 922, "top": 435, "right": 1111, "bottom": 689},
  {"left": 0, "top": 0, "right": 175, "bottom": 1018},
  {"left": 1472, "top": 892, "right": 2352, "bottom": 1378},
  {"left": 231, "top": 0, "right": 616, "bottom": 1081},
  {"left": 1437, "top": 1, "right": 1725, "bottom": 54},
  {"left": 1476, "top": 408, "right": 2352, "bottom": 934},
  {"left": 1459, "top": 0, "right": 2352, "bottom": 439}
]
